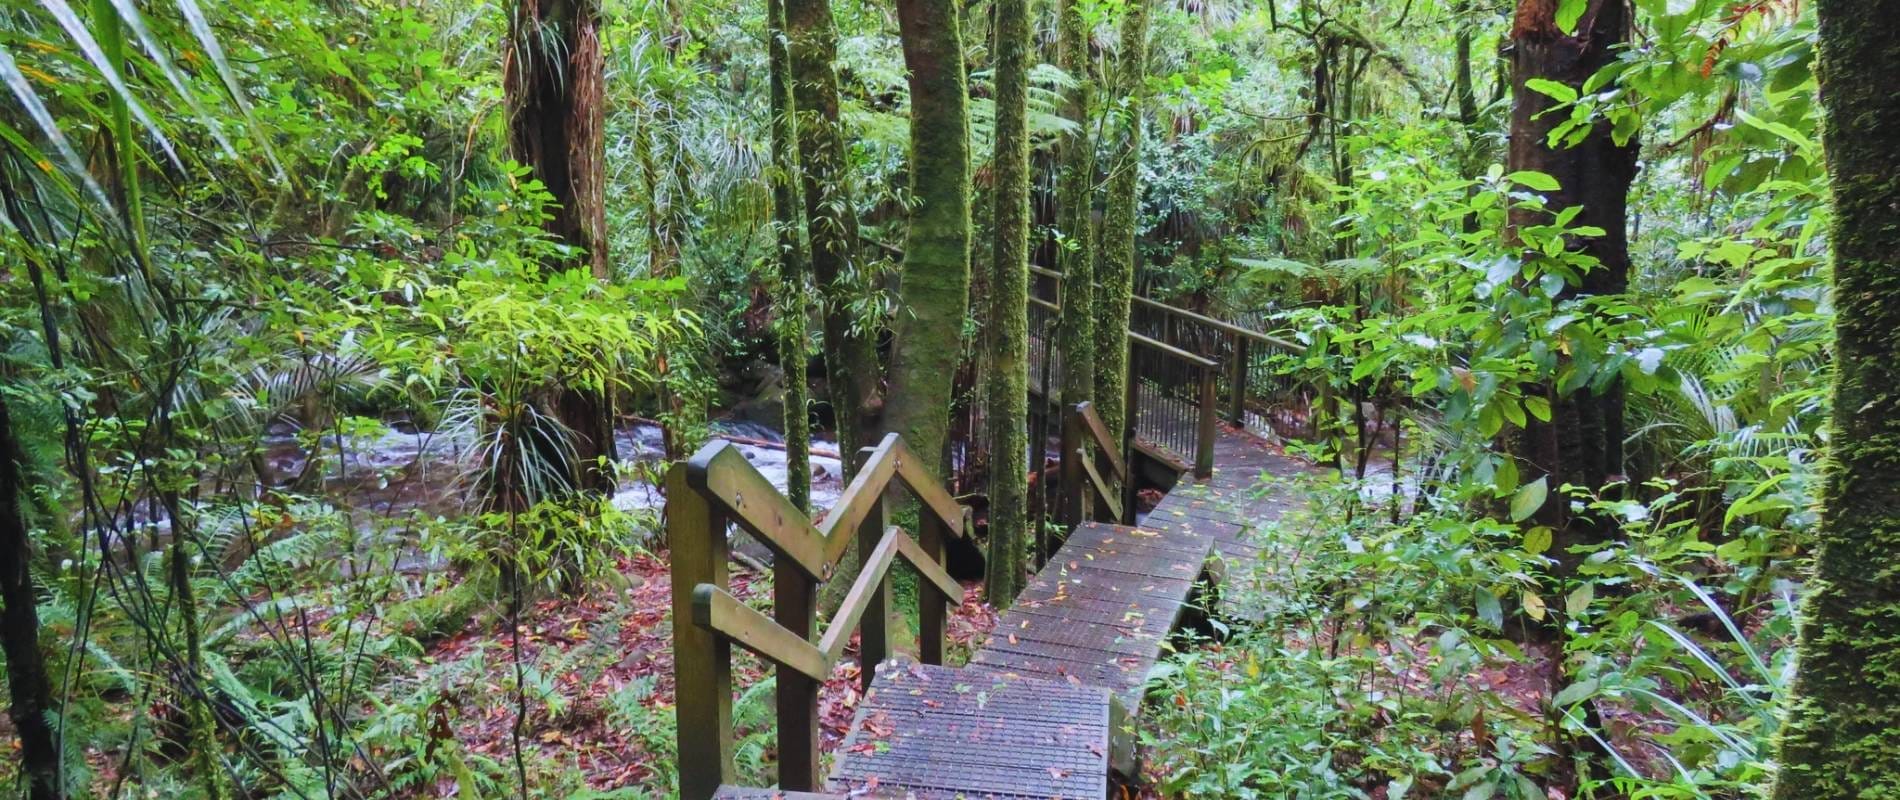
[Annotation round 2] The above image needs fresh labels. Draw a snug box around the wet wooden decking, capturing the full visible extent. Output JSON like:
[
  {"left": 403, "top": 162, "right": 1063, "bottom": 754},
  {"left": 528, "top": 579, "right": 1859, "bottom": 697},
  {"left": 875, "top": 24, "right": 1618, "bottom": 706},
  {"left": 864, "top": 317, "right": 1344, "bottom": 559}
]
[{"left": 815, "top": 423, "right": 1311, "bottom": 798}]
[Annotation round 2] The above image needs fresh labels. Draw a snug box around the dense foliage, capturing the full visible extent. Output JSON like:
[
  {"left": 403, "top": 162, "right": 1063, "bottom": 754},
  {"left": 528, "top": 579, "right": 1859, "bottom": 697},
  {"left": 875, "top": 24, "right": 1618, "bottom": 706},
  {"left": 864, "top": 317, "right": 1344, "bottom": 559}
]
[{"left": 0, "top": 0, "right": 1870, "bottom": 797}]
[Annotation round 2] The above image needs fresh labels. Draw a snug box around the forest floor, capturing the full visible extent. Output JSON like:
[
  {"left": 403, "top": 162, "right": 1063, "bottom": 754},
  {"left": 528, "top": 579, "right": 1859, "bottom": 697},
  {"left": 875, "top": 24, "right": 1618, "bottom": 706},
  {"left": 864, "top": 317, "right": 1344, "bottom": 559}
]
[{"left": 415, "top": 552, "right": 1012, "bottom": 794}]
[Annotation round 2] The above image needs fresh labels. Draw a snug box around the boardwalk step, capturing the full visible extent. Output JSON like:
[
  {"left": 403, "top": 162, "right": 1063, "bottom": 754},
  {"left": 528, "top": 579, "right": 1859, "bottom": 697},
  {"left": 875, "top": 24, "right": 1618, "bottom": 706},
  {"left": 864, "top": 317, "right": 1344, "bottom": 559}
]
[
  {"left": 976, "top": 522, "right": 1214, "bottom": 712},
  {"left": 713, "top": 787, "right": 843, "bottom": 800},
  {"left": 827, "top": 659, "right": 1112, "bottom": 799}
]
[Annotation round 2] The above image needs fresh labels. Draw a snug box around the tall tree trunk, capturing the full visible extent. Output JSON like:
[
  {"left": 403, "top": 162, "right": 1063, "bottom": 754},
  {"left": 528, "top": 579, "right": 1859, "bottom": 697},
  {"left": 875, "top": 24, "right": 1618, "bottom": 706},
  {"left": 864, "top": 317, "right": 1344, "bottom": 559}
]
[
  {"left": 1092, "top": 0, "right": 1151, "bottom": 438},
  {"left": 505, "top": 0, "right": 616, "bottom": 494},
  {"left": 1770, "top": 1, "right": 1900, "bottom": 794},
  {"left": 983, "top": 0, "right": 1031, "bottom": 608},
  {"left": 884, "top": 0, "right": 972, "bottom": 476},
  {"left": 768, "top": 0, "right": 814, "bottom": 512},
  {"left": 1505, "top": 0, "right": 1636, "bottom": 576},
  {"left": 787, "top": 0, "right": 880, "bottom": 466},
  {"left": 1, "top": 395, "right": 61, "bottom": 799},
  {"left": 1055, "top": 0, "right": 1096, "bottom": 409}
]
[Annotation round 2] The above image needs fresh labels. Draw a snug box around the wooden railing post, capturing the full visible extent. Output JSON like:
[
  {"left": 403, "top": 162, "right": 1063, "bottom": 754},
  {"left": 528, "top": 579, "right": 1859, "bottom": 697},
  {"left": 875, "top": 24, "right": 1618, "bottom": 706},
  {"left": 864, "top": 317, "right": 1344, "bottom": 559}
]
[
  {"left": 774, "top": 522, "right": 820, "bottom": 790},
  {"left": 917, "top": 506, "right": 954, "bottom": 666},
  {"left": 1059, "top": 404, "right": 1084, "bottom": 533},
  {"left": 668, "top": 464, "right": 733, "bottom": 800},
  {"left": 855, "top": 448, "right": 890, "bottom": 693},
  {"left": 1123, "top": 339, "right": 1140, "bottom": 516},
  {"left": 1227, "top": 333, "right": 1250, "bottom": 424},
  {"left": 1196, "top": 364, "right": 1218, "bottom": 479}
]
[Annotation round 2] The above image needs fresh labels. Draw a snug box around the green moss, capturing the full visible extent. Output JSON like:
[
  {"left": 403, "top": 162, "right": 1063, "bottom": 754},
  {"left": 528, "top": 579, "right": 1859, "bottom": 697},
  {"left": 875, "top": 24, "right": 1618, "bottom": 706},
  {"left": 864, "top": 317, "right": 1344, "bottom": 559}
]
[
  {"left": 767, "top": 0, "right": 812, "bottom": 512},
  {"left": 786, "top": 0, "right": 877, "bottom": 463},
  {"left": 1770, "top": 2, "right": 1900, "bottom": 796},
  {"left": 1055, "top": 0, "right": 1097, "bottom": 409},
  {"left": 985, "top": 0, "right": 1032, "bottom": 608},
  {"left": 1093, "top": 0, "right": 1151, "bottom": 438},
  {"left": 884, "top": 0, "right": 972, "bottom": 476}
]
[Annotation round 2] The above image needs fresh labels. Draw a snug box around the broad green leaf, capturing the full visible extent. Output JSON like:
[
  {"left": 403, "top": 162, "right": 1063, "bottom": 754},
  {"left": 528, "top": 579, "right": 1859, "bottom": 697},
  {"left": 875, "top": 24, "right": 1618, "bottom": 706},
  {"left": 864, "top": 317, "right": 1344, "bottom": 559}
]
[
  {"left": 1524, "top": 78, "right": 1578, "bottom": 103},
  {"left": 1556, "top": 0, "right": 1589, "bottom": 33},
  {"left": 1507, "top": 170, "right": 1562, "bottom": 192},
  {"left": 1552, "top": 678, "right": 1598, "bottom": 707},
  {"left": 1524, "top": 525, "right": 1553, "bottom": 555},
  {"left": 1510, "top": 477, "right": 1548, "bottom": 523},
  {"left": 1565, "top": 584, "right": 1594, "bottom": 616},
  {"left": 1475, "top": 590, "right": 1503, "bottom": 629},
  {"left": 1522, "top": 590, "right": 1547, "bottom": 621}
]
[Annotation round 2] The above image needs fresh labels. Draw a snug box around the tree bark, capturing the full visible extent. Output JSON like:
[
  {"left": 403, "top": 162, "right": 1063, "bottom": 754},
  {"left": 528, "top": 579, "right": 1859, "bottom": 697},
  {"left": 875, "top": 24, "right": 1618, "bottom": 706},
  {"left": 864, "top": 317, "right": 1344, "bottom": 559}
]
[
  {"left": 505, "top": 0, "right": 616, "bottom": 495},
  {"left": 1054, "top": 0, "right": 1097, "bottom": 410},
  {"left": 1092, "top": 0, "right": 1151, "bottom": 438},
  {"left": 1770, "top": 0, "right": 1900, "bottom": 794},
  {"left": 1505, "top": 0, "right": 1636, "bottom": 575},
  {"left": 767, "top": 0, "right": 814, "bottom": 513},
  {"left": 1, "top": 395, "right": 61, "bottom": 799},
  {"left": 786, "top": 0, "right": 880, "bottom": 466},
  {"left": 984, "top": 0, "right": 1031, "bottom": 608},
  {"left": 884, "top": 0, "right": 972, "bottom": 477}
]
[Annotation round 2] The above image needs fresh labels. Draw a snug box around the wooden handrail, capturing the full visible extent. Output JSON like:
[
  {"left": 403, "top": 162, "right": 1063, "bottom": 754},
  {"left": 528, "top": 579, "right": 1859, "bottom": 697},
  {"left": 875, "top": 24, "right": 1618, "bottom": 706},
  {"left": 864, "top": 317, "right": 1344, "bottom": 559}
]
[
  {"left": 670, "top": 432, "right": 969, "bottom": 800},
  {"left": 1072, "top": 401, "right": 1127, "bottom": 481},
  {"left": 1132, "top": 295, "right": 1305, "bottom": 352},
  {"left": 1129, "top": 330, "right": 1218, "bottom": 369},
  {"left": 686, "top": 432, "right": 964, "bottom": 581},
  {"left": 1060, "top": 402, "right": 1132, "bottom": 532},
  {"left": 691, "top": 526, "right": 960, "bottom": 682}
]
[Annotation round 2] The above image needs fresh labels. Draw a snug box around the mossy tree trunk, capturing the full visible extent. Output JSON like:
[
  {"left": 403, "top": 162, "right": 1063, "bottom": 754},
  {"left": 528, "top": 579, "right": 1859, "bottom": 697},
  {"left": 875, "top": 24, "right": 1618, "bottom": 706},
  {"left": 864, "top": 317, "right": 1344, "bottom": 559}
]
[
  {"left": 787, "top": 0, "right": 880, "bottom": 467},
  {"left": 505, "top": 0, "right": 616, "bottom": 495},
  {"left": 1092, "top": 0, "right": 1151, "bottom": 438},
  {"left": 984, "top": 0, "right": 1031, "bottom": 608},
  {"left": 1503, "top": 0, "right": 1636, "bottom": 578},
  {"left": 767, "top": 0, "right": 813, "bottom": 512},
  {"left": 1770, "top": 1, "right": 1900, "bottom": 794},
  {"left": 884, "top": 0, "right": 972, "bottom": 477},
  {"left": 0, "top": 395, "right": 61, "bottom": 800},
  {"left": 1055, "top": 0, "right": 1096, "bottom": 409}
]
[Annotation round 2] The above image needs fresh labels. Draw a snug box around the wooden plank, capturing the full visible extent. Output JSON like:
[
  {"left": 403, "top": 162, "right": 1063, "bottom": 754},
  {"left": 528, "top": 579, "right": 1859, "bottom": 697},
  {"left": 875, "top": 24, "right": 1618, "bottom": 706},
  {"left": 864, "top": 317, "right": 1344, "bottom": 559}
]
[
  {"left": 827, "top": 660, "right": 1110, "bottom": 800},
  {"left": 818, "top": 436, "right": 900, "bottom": 566},
  {"left": 668, "top": 464, "right": 735, "bottom": 800},
  {"left": 1072, "top": 401, "right": 1128, "bottom": 480},
  {"left": 821, "top": 525, "right": 899, "bottom": 666},
  {"left": 892, "top": 526, "right": 965, "bottom": 605},
  {"left": 713, "top": 787, "right": 841, "bottom": 800},
  {"left": 692, "top": 586, "right": 830, "bottom": 684},
  {"left": 917, "top": 512, "right": 947, "bottom": 666},
  {"left": 1079, "top": 451, "right": 1124, "bottom": 522},
  {"left": 892, "top": 436, "right": 967, "bottom": 539},
  {"left": 687, "top": 442, "right": 828, "bottom": 580},
  {"left": 1131, "top": 294, "right": 1304, "bottom": 351},
  {"left": 774, "top": 524, "right": 822, "bottom": 791}
]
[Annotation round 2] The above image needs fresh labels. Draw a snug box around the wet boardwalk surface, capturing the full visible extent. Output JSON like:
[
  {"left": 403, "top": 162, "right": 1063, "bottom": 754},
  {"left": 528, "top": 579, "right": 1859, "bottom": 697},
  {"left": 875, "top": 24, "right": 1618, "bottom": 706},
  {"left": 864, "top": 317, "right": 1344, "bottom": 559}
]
[{"left": 818, "top": 423, "right": 1312, "bottom": 798}]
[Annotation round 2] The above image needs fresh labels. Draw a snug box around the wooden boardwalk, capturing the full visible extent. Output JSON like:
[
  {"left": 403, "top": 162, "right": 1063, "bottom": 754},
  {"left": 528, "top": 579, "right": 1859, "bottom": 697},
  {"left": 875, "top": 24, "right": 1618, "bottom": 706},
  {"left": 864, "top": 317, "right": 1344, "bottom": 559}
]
[{"left": 811, "top": 424, "right": 1310, "bottom": 798}]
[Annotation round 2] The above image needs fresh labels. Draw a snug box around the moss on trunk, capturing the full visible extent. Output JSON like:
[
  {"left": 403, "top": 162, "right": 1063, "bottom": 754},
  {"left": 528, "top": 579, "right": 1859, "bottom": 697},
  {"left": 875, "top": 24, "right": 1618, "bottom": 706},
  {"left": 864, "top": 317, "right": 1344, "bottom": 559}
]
[
  {"left": 984, "top": 0, "right": 1032, "bottom": 608},
  {"left": 884, "top": 0, "right": 972, "bottom": 477},
  {"left": 1770, "top": 1, "right": 1900, "bottom": 794},
  {"left": 768, "top": 0, "right": 813, "bottom": 512},
  {"left": 1092, "top": 0, "right": 1151, "bottom": 438},
  {"left": 786, "top": 0, "right": 879, "bottom": 464},
  {"left": 1055, "top": 0, "right": 1097, "bottom": 409}
]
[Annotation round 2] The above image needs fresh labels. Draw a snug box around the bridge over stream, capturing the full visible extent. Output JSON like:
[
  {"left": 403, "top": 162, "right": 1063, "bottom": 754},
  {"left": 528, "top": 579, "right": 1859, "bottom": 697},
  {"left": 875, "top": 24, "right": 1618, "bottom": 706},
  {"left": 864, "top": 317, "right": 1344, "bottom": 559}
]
[{"left": 668, "top": 287, "right": 1317, "bottom": 799}]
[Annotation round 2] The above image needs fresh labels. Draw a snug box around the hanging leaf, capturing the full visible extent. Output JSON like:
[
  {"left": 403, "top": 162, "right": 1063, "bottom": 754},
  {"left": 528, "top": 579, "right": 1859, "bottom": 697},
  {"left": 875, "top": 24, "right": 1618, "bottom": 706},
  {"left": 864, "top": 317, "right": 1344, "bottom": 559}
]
[{"left": 1510, "top": 477, "right": 1549, "bottom": 523}]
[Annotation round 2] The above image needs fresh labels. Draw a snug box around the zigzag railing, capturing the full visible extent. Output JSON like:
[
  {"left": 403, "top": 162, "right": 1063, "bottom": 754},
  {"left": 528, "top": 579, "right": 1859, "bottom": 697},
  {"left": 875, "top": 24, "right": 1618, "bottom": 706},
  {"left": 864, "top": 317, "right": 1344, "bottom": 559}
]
[{"left": 668, "top": 432, "right": 969, "bottom": 800}]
